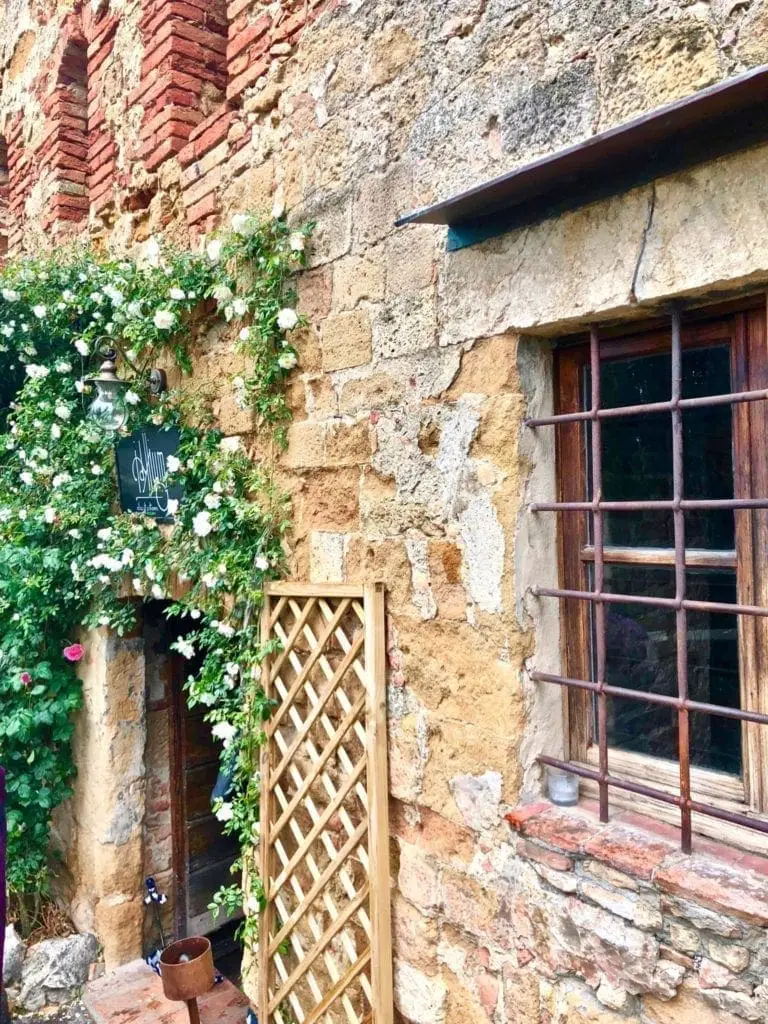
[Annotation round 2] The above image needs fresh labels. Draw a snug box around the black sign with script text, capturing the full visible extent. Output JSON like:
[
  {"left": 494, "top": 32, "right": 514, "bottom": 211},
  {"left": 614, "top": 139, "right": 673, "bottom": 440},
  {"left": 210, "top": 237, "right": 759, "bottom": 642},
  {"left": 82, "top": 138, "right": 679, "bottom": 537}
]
[{"left": 115, "top": 427, "right": 183, "bottom": 522}]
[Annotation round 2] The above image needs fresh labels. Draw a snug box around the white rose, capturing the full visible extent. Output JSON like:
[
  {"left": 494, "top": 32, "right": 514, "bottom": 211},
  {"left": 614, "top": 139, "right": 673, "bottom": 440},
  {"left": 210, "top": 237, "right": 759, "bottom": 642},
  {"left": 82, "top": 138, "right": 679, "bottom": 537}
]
[
  {"left": 255, "top": 556, "right": 269, "bottom": 572},
  {"left": 169, "top": 287, "right": 186, "bottom": 301},
  {"left": 289, "top": 232, "right": 305, "bottom": 252},
  {"left": 32, "top": 305, "right": 47, "bottom": 319},
  {"left": 91, "top": 464, "right": 104, "bottom": 476},
  {"left": 74, "top": 340, "right": 90, "bottom": 356},
  {"left": 212, "top": 283, "right": 233, "bottom": 304},
  {"left": 43, "top": 507, "right": 56, "bottom": 523},
  {"left": 153, "top": 309, "right": 175, "bottom": 330},
  {"left": 166, "top": 455, "right": 181, "bottom": 473},
  {"left": 215, "top": 802, "right": 234, "bottom": 823},
  {"left": 232, "top": 213, "right": 256, "bottom": 237},
  {"left": 145, "top": 237, "right": 161, "bottom": 267},
  {"left": 97, "top": 527, "right": 113, "bottom": 541},
  {"left": 2, "top": 289, "right": 19, "bottom": 301},
  {"left": 55, "top": 360, "right": 72, "bottom": 373},
  {"left": 206, "top": 239, "right": 222, "bottom": 262},
  {"left": 174, "top": 638, "right": 196, "bottom": 659},
  {"left": 212, "top": 722, "right": 238, "bottom": 746},
  {"left": 25, "top": 364, "right": 49, "bottom": 379},
  {"left": 121, "top": 548, "right": 135, "bottom": 566},
  {"left": 151, "top": 584, "right": 165, "bottom": 600},
  {"left": 239, "top": 327, "right": 251, "bottom": 342},
  {"left": 167, "top": 498, "right": 180, "bottom": 515},
  {"left": 271, "top": 198, "right": 285, "bottom": 219},
  {"left": 125, "top": 390, "right": 140, "bottom": 406},
  {"left": 277, "top": 308, "right": 299, "bottom": 331},
  {"left": 278, "top": 351, "right": 298, "bottom": 370},
  {"left": 193, "top": 510, "right": 213, "bottom": 538},
  {"left": 55, "top": 404, "right": 71, "bottom": 420},
  {"left": 18, "top": 509, "right": 27, "bottom": 520},
  {"left": 20, "top": 472, "right": 33, "bottom": 486},
  {"left": 103, "top": 285, "right": 125, "bottom": 306},
  {"left": 233, "top": 298, "right": 248, "bottom": 317},
  {"left": 203, "top": 493, "right": 221, "bottom": 509}
]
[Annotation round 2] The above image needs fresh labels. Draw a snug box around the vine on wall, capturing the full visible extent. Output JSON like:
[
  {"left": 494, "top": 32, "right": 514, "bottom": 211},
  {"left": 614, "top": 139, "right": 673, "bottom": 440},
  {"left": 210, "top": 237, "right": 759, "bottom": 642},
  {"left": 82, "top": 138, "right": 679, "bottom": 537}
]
[{"left": 0, "top": 210, "right": 308, "bottom": 938}]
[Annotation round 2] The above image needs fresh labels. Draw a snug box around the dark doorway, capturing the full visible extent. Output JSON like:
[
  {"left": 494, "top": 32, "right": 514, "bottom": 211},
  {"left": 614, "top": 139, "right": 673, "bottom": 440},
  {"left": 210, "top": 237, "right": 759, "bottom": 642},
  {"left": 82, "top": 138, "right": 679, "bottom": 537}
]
[{"left": 144, "top": 603, "right": 243, "bottom": 980}]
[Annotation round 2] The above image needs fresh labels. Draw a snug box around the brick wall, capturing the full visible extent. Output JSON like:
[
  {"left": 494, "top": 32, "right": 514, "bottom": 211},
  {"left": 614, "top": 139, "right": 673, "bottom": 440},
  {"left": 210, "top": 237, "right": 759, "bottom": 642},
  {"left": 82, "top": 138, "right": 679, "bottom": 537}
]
[
  {"left": 39, "top": 35, "right": 90, "bottom": 235},
  {"left": 87, "top": 12, "right": 120, "bottom": 217},
  {"left": 132, "top": 0, "right": 228, "bottom": 175}
]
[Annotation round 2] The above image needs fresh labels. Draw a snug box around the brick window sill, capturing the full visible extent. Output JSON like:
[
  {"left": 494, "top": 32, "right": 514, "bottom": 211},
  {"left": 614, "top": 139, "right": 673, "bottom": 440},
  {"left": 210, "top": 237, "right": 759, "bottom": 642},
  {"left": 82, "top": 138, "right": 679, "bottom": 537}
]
[{"left": 505, "top": 799, "right": 768, "bottom": 925}]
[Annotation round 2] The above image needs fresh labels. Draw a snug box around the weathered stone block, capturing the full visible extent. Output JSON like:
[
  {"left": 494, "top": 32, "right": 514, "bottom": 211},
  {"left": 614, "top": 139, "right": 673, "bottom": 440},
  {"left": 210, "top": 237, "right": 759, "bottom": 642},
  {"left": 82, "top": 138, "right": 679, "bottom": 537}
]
[
  {"left": 372, "top": 289, "right": 436, "bottom": 360},
  {"left": 354, "top": 161, "right": 414, "bottom": 249},
  {"left": 394, "top": 958, "right": 447, "bottom": 1024},
  {"left": 309, "top": 530, "right": 346, "bottom": 582},
  {"left": 19, "top": 933, "right": 99, "bottom": 1011},
  {"left": 385, "top": 227, "right": 436, "bottom": 297},
  {"left": 283, "top": 419, "right": 373, "bottom": 470},
  {"left": 398, "top": 842, "right": 441, "bottom": 914},
  {"left": 297, "top": 266, "right": 333, "bottom": 321},
  {"left": 642, "top": 982, "right": 745, "bottom": 1024},
  {"left": 3, "top": 925, "right": 24, "bottom": 987},
  {"left": 599, "top": 19, "right": 719, "bottom": 127},
  {"left": 392, "top": 894, "right": 440, "bottom": 974},
  {"left": 321, "top": 309, "right": 373, "bottom": 371},
  {"left": 332, "top": 253, "right": 385, "bottom": 309},
  {"left": 448, "top": 771, "right": 502, "bottom": 832},
  {"left": 706, "top": 938, "right": 750, "bottom": 973}
]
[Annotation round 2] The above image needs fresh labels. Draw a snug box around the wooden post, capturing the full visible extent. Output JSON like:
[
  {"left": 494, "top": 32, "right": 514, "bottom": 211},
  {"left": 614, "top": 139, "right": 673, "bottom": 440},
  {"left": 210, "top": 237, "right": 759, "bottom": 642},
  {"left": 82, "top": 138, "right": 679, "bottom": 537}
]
[
  {"left": 364, "top": 582, "right": 393, "bottom": 1024},
  {"left": 259, "top": 592, "right": 275, "bottom": 1024}
]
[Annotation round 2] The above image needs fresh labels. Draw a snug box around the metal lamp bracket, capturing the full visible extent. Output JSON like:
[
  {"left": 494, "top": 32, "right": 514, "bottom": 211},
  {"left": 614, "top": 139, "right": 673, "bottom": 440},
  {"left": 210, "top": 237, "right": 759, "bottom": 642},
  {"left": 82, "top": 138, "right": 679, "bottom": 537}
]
[{"left": 150, "top": 368, "right": 168, "bottom": 396}]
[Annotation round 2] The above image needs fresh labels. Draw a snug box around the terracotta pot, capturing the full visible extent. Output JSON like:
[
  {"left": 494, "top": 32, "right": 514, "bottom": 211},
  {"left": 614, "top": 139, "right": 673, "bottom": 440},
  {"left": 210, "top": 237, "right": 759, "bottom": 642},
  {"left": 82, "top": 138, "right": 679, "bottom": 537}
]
[{"left": 160, "top": 936, "right": 215, "bottom": 1001}]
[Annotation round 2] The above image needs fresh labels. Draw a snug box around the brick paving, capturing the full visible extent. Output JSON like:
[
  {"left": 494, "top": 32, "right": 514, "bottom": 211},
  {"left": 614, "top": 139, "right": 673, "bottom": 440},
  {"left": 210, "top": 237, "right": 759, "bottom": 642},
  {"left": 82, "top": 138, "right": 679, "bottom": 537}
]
[{"left": 83, "top": 960, "right": 250, "bottom": 1024}]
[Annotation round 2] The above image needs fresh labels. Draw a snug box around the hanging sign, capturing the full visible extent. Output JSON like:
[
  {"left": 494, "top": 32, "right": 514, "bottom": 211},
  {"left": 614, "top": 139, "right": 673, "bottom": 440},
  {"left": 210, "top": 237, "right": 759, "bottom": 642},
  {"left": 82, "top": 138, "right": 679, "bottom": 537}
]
[{"left": 115, "top": 427, "right": 183, "bottom": 522}]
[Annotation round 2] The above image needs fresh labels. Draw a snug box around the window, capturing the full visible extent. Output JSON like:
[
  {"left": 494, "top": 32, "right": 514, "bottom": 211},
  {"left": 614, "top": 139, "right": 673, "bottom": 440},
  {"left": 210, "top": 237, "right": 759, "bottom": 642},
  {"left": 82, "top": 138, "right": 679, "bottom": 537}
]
[{"left": 529, "top": 301, "right": 768, "bottom": 851}]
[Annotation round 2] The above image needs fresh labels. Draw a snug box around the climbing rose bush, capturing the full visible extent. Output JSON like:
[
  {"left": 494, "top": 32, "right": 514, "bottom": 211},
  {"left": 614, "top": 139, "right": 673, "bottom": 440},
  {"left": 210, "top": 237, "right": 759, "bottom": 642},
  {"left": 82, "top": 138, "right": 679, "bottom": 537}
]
[{"left": 0, "top": 211, "right": 309, "bottom": 933}]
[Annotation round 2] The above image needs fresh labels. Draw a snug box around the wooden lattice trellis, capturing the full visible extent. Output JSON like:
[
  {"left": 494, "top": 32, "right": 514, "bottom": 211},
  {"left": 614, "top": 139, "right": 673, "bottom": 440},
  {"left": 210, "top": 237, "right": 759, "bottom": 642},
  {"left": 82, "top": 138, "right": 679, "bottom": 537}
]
[{"left": 259, "top": 583, "right": 393, "bottom": 1024}]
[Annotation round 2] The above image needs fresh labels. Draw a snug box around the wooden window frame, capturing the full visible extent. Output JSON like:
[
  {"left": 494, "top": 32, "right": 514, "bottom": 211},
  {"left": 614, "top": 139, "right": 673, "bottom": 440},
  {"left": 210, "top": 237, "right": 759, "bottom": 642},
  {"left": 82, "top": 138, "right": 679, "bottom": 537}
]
[{"left": 552, "top": 300, "right": 768, "bottom": 849}]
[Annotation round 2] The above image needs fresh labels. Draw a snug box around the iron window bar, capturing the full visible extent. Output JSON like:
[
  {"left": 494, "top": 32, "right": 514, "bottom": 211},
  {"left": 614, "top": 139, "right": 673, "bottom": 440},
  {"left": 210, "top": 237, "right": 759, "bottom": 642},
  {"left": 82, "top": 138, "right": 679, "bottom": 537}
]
[{"left": 526, "top": 312, "right": 768, "bottom": 853}]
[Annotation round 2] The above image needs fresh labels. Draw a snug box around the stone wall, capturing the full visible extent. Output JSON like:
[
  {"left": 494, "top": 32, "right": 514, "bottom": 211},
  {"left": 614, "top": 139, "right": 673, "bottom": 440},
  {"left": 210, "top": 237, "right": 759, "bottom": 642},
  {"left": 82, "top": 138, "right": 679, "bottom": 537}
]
[
  {"left": 7, "top": 0, "right": 768, "bottom": 1020},
  {"left": 51, "top": 623, "right": 147, "bottom": 973}
]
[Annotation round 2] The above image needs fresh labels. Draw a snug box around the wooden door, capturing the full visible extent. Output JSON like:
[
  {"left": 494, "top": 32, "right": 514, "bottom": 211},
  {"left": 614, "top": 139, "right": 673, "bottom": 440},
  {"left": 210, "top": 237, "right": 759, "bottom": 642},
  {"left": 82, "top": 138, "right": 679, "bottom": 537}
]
[{"left": 169, "top": 656, "right": 241, "bottom": 941}]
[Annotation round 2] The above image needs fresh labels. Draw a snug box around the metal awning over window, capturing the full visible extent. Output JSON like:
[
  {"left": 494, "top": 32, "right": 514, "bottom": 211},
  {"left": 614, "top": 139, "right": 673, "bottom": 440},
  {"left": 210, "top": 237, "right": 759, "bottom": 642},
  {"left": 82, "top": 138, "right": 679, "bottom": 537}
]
[{"left": 397, "top": 65, "right": 768, "bottom": 252}]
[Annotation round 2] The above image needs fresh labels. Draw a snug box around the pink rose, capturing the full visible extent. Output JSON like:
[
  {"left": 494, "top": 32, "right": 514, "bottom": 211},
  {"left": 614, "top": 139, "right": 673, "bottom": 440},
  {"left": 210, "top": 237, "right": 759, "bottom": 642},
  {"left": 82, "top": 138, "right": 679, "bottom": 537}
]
[
  {"left": 63, "top": 644, "right": 85, "bottom": 663},
  {"left": 20, "top": 672, "right": 31, "bottom": 686}
]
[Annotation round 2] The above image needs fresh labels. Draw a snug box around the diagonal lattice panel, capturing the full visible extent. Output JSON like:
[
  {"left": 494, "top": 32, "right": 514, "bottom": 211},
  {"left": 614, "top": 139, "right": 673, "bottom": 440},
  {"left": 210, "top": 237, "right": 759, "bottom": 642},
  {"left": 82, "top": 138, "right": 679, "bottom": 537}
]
[{"left": 259, "top": 583, "right": 392, "bottom": 1024}]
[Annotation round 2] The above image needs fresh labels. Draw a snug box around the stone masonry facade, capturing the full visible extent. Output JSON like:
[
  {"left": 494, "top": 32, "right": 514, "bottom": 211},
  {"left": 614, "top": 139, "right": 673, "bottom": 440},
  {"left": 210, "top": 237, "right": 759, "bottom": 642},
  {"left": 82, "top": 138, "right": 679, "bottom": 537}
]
[{"left": 7, "top": 0, "right": 768, "bottom": 1021}]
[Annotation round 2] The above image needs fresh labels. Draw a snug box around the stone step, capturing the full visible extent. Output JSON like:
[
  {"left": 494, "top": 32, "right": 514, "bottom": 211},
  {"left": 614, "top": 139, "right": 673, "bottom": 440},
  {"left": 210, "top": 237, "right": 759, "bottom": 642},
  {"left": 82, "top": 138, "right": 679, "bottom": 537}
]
[{"left": 83, "top": 960, "right": 250, "bottom": 1024}]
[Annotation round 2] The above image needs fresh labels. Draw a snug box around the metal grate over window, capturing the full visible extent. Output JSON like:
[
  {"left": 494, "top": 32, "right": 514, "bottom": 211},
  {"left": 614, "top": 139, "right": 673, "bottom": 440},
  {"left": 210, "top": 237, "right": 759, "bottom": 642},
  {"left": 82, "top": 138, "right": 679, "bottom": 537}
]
[{"left": 526, "top": 309, "right": 768, "bottom": 853}]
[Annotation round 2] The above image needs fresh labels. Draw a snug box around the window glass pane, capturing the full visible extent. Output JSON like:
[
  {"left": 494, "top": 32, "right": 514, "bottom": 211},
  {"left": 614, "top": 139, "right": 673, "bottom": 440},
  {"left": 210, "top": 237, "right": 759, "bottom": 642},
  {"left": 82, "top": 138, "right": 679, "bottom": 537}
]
[
  {"left": 591, "top": 564, "right": 741, "bottom": 775},
  {"left": 584, "top": 346, "right": 735, "bottom": 550}
]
